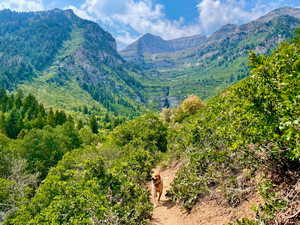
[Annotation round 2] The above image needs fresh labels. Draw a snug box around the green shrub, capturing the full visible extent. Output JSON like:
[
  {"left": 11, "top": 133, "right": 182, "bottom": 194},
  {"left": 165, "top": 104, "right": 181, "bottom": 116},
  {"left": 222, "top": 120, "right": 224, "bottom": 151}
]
[
  {"left": 111, "top": 114, "right": 168, "bottom": 153},
  {"left": 4, "top": 147, "right": 152, "bottom": 225}
]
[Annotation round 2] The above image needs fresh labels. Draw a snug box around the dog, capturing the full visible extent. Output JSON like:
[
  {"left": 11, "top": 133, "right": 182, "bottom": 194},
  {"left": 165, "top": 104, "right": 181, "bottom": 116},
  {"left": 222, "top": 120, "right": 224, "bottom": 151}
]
[{"left": 151, "top": 173, "right": 163, "bottom": 206}]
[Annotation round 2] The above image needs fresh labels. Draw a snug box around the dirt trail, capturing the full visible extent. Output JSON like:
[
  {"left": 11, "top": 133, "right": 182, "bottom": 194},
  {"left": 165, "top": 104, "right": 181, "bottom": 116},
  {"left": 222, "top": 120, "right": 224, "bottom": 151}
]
[{"left": 149, "top": 164, "right": 261, "bottom": 225}]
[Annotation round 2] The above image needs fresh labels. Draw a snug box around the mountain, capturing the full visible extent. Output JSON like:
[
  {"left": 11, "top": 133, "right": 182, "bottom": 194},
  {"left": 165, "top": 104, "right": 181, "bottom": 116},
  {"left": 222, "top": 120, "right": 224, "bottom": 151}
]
[
  {"left": 0, "top": 9, "right": 147, "bottom": 115},
  {"left": 120, "top": 7, "right": 300, "bottom": 106},
  {"left": 120, "top": 33, "right": 207, "bottom": 62},
  {"left": 120, "top": 33, "right": 172, "bottom": 62},
  {"left": 0, "top": 7, "right": 299, "bottom": 114}
]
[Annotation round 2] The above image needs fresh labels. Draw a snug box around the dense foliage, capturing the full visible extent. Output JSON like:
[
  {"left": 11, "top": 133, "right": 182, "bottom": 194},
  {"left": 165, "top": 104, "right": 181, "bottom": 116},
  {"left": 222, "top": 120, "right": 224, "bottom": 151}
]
[
  {"left": 165, "top": 30, "right": 300, "bottom": 224},
  {"left": 1, "top": 102, "right": 167, "bottom": 224}
]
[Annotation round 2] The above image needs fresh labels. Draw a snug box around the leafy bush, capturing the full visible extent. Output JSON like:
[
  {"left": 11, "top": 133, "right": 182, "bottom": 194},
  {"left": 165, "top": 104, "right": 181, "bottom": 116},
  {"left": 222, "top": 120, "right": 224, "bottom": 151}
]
[
  {"left": 110, "top": 114, "right": 168, "bottom": 153},
  {"left": 180, "top": 95, "right": 205, "bottom": 115},
  {"left": 16, "top": 123, "right": 81, "bottom": 179},
  {"left": 4, "top": 147, "right": 153, "bottom": 225}
]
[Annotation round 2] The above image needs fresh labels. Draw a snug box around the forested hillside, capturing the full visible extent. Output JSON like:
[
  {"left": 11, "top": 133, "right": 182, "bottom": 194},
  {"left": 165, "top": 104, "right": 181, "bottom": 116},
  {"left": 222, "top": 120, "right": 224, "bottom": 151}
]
[{"left": 0, "top": 9, "right": 149, "bottom": 116}]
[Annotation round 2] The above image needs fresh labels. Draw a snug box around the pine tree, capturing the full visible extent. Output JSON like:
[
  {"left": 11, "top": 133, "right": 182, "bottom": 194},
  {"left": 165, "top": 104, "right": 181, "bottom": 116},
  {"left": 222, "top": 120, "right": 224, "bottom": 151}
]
[
  {"left": 47, "top": 108, "right": 55, "bottom": 127},
  {"left": 77, "top": 119, "right": 84, "bottom": 130},
  {"left": 54, "top": 111, "right": 67, "bottom": 125},
  {"left": 5, "top": 110, "right": 22, "bottom": 138},
  {"left": 0, "top": 89, "right": 8, "bottom": 111},
  {"left": 15, "top": 91, "right": 23, "bottom": 109},
  {"left": 89, "top": 116, "right": 98, "bottom": 134},
  {"left": 0, "top": 113, "right": 5, "bottom": 134},
  {"left": 83, "top": 106, "right": 89, "bottom": 114}
]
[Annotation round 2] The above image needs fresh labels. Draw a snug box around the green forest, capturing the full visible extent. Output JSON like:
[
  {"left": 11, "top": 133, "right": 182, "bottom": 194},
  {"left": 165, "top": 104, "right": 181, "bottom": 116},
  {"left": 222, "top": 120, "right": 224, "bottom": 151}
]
[{"left": 0, "top": 26, "right": 299, "bottom": 224}]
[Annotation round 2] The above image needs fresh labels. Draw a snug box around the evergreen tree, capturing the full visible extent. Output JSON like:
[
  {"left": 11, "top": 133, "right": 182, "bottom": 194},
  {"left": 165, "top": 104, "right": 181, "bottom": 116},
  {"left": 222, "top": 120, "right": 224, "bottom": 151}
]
[
  {"left": 47, "top": 108, "right": 55, "bottom": 127},
  {"left": 0, "top": 113, "right": 5, "bottom": 134},
  {"left": 89, "top": 116, "right": 98, "bottom": 134},
  {"left": 5, "top": 110, "right": 22, "bottom": 138},
  {"left": 77, "top": 119, "right": 84, "bottom": 130},
  {"left": 14, "top": 91, "right": 23, "bottom": 109},
  {"left": 54, "top": 111, "right": 67, "bottom": 125},
  {"left": 0, "top": 89, "right": 8, "bottom": 112},
  {"left": 83, "top": 106, "right": 89, "bottom": 114}
]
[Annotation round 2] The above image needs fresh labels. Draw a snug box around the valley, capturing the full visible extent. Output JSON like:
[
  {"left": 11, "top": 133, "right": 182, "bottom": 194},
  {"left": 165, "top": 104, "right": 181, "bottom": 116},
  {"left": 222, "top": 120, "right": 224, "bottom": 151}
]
[{"left": 121, "top": 7, "right": 300, "bottom": 106}]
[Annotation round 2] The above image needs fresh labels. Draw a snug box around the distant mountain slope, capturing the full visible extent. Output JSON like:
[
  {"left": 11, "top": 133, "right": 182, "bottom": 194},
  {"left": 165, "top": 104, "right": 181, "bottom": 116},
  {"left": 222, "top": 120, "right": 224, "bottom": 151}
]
[
  {"left": 0, "top": 9, "right": 147, "bottom": 115},
  {"left": 120, "top": 33, "right": 207, "bottom": 62},
  {"left": 120, "top": 7, "right": 300, "bottom": 106},
  {"left": 169, "top": 34, "right": 208, "bottom": 52}
]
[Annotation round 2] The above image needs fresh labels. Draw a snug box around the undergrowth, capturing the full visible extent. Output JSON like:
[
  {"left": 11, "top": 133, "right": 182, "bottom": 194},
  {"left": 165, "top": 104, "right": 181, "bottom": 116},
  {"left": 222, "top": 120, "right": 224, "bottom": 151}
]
[{"left": 165, "top": 29, "right": 300, "bottom": 225}]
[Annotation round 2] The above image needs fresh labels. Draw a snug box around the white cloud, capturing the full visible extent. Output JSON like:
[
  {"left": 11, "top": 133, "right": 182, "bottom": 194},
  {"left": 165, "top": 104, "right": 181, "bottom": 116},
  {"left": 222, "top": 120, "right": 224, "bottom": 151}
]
[
  {"left": 0, "top": 0, "right": 44, "bottom": 11},
  {"left": 117, "top": 31, "right": 137, "bottom": 46},
  {"left": 0, "top": 0, "right": 295, "bottom": 48},
  {"left": 66, "top": 0, "right": 290, "bottom": 47},
  {"left": 67, "top": 0, "right": 202, "bottom": 47},
  {"left": 197, "top": 0, "right": 273, "bottom": 33},
  {"left": 65, "top": 5, "right": 95, "bottom": 21}
]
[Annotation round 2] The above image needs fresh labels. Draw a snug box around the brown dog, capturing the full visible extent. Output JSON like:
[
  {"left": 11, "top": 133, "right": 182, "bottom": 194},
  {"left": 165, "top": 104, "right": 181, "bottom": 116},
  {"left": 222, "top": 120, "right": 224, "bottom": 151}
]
[{"left": 151, "top": 173, "right": 163, "bottom": 206}]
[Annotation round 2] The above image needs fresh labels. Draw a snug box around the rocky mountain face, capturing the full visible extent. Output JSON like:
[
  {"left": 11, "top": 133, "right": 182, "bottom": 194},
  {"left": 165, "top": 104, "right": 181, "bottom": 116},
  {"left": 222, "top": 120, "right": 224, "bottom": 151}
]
[
  {"left": 0, "top": 9, "right": 147, "bottom": 115},
  {"left": 119, "top": 7, "right": 300, "bottom": 107},
  {"left": 168, "top": 34, "right": 208, "bottom": 52},
  {"left": 120, "top": 33, "right": 207, "bottom": 61}
]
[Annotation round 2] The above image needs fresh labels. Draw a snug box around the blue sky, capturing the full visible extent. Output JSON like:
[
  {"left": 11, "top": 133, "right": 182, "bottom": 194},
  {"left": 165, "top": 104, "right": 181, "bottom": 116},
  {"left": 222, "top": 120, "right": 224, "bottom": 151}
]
[{"left": 0, "top": 0, "right": 299, "bottom": 48}]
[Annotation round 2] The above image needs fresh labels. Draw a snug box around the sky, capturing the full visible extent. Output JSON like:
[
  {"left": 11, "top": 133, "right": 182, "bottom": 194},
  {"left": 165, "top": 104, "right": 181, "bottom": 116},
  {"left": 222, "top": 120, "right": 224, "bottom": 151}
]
[{"left": 0, "top": 0, "right": 299, "bottom": 49}]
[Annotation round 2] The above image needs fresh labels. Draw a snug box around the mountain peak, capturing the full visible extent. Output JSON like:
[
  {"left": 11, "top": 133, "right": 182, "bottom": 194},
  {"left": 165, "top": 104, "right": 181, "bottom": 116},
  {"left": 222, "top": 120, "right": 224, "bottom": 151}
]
[
  {"left": 120, "top": 33, "right": 207, "bottom": 59},
  {"left": 140, "top": 33, "right": 164, "bottom": 41},
  {"left": 216, "top": 24, "right": 238, "bottom": 34},
  {"left": 0, "top": 9, "right": 144, "bottom": 113},
  {"left": 257, "top": 6, "right": 300, "bottom": 22},
  {"left": 143, "top": 33, "right": 157, "bottom": 37}
]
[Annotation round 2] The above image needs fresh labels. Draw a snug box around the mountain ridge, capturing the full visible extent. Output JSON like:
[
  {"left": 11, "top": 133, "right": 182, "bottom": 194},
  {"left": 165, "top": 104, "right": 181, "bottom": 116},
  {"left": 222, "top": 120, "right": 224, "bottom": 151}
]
[
  {"left": 120, "top": 33, "right": 207, "bottom": 61},
  {"left": 121, "top": 7, "right": 300, "bottom": 62}
]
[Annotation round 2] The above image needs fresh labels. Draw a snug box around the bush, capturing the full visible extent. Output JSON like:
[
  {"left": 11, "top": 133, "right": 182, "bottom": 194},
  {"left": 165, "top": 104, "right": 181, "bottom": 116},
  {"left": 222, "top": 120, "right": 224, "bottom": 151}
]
[
  {"left": 180, "top": 95, "right": 205, "bottom": 114},
  {"left": 111, "top": 114, "right": 168, "bottom": 153},
  {"left": 4, "top": 147, "right": 152, "bottom": 225}
]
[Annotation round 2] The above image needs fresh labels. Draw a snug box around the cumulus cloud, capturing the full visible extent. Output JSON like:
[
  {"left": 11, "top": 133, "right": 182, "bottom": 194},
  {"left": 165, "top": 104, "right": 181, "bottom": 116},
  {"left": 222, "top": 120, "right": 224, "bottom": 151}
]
[
  {"left": 67, "top": 0, "right": 202, "bottom": 47},
  {"left": 65, "top": 5, "right": 95, "bottom": 21},
  {"left": 112, "top": 0, "right": 201, "bottom": 40},
  {"left": 66, "top": 0, "right": 291, "bottom": 47},
  {"left": 0, "top": 0, "right": 44, "bottom": 11},
  {"left": 197, "top": 0, "right": 274, "bottom": 33}
]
